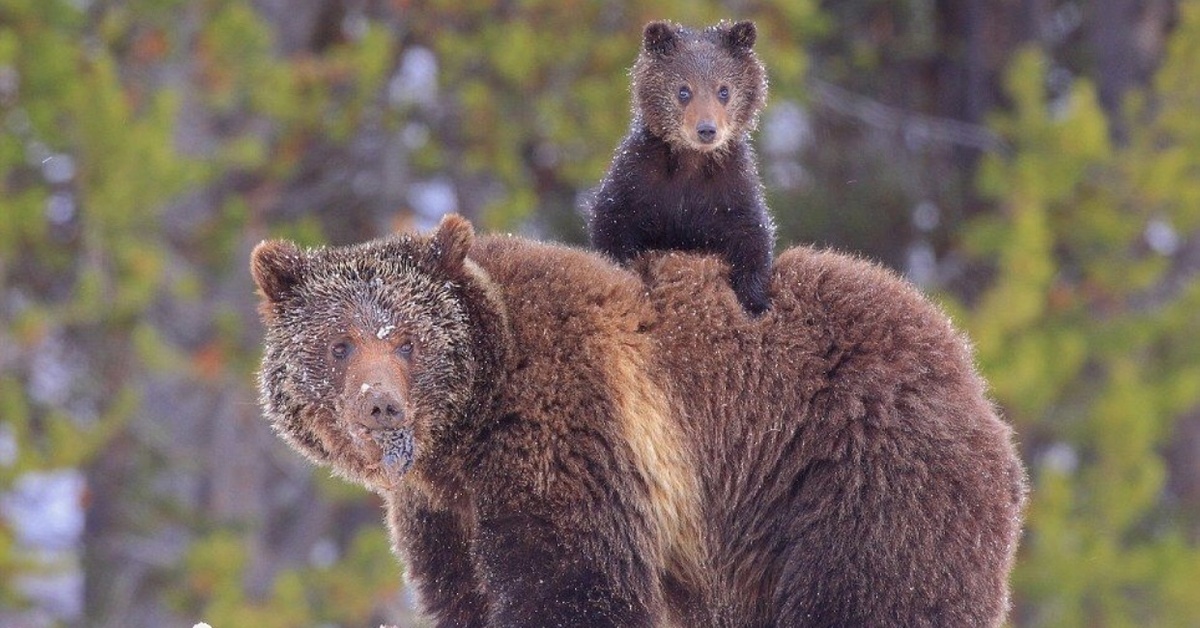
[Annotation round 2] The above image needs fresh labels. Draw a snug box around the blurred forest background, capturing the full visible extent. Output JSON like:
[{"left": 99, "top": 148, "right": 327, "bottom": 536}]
[{"left": 2, "top": 0, "right": 1199, "bottom": 626}]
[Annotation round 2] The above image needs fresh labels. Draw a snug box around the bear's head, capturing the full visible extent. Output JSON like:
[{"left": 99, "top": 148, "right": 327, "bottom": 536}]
[
  {"left": 251, "top": 215, "right": 481, "bottom": 491},
  {"left": 632, "top": 20, "right": 767, "bottom": 154}
]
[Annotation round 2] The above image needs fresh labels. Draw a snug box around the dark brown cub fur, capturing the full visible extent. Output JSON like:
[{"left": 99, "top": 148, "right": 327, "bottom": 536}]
[
  {"left": 252, "top": 215, "right": 1027, "bottom": 627},
  {"left": 588, "top": 20, "right": 775, "bottom": 315}
]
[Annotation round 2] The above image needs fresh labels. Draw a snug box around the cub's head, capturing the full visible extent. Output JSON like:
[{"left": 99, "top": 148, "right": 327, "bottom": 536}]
[
  {"left": 632, "top": 20, "right": 767, "bottom": 154},
  {"left": 251, "top": 215, "right": 478, "bottom": 491}
]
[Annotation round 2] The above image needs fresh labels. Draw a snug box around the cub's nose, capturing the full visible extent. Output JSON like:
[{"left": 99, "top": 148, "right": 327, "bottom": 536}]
[
  {"left": 355, "top": 386, "right": 405, "bottom": 430},
  {"left": 696, "top": 122, "right": 718, "bottom": 143}
]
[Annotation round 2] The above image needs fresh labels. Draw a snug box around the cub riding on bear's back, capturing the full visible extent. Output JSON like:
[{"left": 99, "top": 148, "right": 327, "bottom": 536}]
[{"left": 588, "top": 20, "right": 775, "bottom": 316}]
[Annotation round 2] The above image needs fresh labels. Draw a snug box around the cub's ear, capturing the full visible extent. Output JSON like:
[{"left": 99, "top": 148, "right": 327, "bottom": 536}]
[
  {"left": 723, "top": 20, "right": 757, "bottom": 53},
  {"left": 643, "top": 21, "right": 678, "bottom": 56},
  {"left": 251, "top": 240, "right": 307, "bottom": 305},
  {"left": 429, "top": 213, "right": 474, "bottom": 273}
]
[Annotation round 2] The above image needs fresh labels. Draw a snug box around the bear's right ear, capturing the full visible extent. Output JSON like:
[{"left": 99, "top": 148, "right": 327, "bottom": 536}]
[
  {"left": 643, "top": 21, "right": 678, "bottom": 56},
  {"left": 428, "top": 213, "right": 474, "bottom": 274},
  {"left": 251, "top": 240, "right": 307, "bottom": 306},
  {"left": 723, "top": 21, "right": 757, "bottom": 54}
]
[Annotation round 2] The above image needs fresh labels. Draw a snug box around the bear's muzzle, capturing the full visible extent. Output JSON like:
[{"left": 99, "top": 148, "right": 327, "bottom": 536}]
[{"left": 355, "top": 383, "right": 407, "bottom": 431}]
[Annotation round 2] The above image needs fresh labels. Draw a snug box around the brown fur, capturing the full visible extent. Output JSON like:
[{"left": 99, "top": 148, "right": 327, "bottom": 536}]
[
  {"left": 252, "top": 215, "right": 1027, "bottom": 627},
  {"left": 633, "top": 20, "right": 766, "bottom": 154},
  {"left": 608, "top": 342, "right": 707, "bottom": 593}
]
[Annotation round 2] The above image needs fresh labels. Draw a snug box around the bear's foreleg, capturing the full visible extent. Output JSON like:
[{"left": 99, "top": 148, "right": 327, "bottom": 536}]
[
  {"left": 386, "top": 492, "right": 490, "bottom": 627},
  {"left": 472, "top": 512, "right": 659, "bottom": 628}
]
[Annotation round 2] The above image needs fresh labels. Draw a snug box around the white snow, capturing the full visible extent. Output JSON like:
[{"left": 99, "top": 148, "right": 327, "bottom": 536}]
[
  {"left": 408, "top": 178, "right": 458, "bottom": 225},
  {"left": 1145, "top": 218, "right": 1181, "bottom": 256},
  {"left": 1, "top": 469, "right": 86, "bottom": 620},
  {"left": 912, "top": 201, "right": 940, "bottom": 232},
  {"left": 388, "top": 46, "right": 438, "bottom": 108},
  {"left": 309, "top": 537, "right": 339, "bottom": 569},
  {"left": 1, "top": 469, "right": 85, "bottom": 549},
  {"left": 0, "top": 423, "right": 16, "bottom": 467},
  {"left": 905, "top": 241, "right": 937, "bottom": 287},
  {"left": 762, "top": 101, "right": 811, "bottom": 156},
  {"left": 41, "top": 153, "right": 75, "bottom": 184},
  {"left": 1042, "top": 442, "right": 1079, "bottom": 474}
]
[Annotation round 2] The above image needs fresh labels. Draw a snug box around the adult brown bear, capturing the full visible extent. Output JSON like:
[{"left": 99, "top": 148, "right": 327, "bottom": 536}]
[{"left": 251, "top": 214, "right": 1026, "bottom": 627}]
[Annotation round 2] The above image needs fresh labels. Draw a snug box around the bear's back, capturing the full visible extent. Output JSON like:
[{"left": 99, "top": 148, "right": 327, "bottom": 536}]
[
  {"left": 636, "top": 247, "right": 1024, "bottom": 625},
  {"left": 469, "top": 235, "right": 651, "bottom": 354},
  {"left": 637, "top": 245, "right": 993, "bottom": 444},
  {"left": 467, "top": 237, "right": 1024, "bottom": 625}
]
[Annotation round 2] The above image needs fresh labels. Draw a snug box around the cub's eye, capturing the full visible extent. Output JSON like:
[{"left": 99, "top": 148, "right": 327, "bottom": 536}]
[
  {"left": 330, "top": 340, "right": 352, "bottom": 360},
  {"left": 718, "top": 86, "right": 730, "bottom": 104},
  {"left": 397, "top": 341, "right": 414, "bottom": 359},
  {"left": 678, "top": 86, "right": 692, "bottom": 103}
]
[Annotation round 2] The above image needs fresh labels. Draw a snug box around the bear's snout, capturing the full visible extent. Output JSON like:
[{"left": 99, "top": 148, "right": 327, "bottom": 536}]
[
  {"left": 354, "top": 384, "right": 407, "bottom": 431},
  {"left": 696, "top": 121, "right": 717, "bottom": 143}
]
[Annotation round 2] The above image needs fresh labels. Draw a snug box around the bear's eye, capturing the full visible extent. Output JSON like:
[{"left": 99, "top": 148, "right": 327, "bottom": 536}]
[
  {"left": 678, "top": 85, "right": 691, "bottom": 103},
  {"left": 397, "top": 341, "right": 414, "bottom": 359},
  {"left": 330, "top": 340, "right": 353, "bottom": 360},
  {"left": 718, "top": 86, "right": 730, "bottom": 104}
]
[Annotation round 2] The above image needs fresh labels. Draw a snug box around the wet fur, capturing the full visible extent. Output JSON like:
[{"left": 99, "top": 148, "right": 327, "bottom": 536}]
[
  {"left": 253, "top": 215, "right": 1027, "bottom": 627},
  {"left": 589, "top": 20, "right": 775, "bottom": 315}
]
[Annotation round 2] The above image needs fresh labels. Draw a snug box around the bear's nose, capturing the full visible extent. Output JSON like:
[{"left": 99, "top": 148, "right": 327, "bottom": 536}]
[
  {"left": 696, "top": 122, "right": 718, "bottom": 143},
  {"left": 356, "top": 386, "right": 405, "bottom": 430}
]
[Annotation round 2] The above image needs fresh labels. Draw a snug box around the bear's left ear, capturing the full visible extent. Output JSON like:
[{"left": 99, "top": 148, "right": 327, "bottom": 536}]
[
  {"left": 429, "top": 213, "right": 474, "bottom": 273},
  {"left": 643, "top": 21, "right": 678, "bottom": 56},
  {"left": 251, "top": 240, "right": 307, "bottom": 306},
  {"left": 723, "top": 21, "right": 757, "bottom": 54}
]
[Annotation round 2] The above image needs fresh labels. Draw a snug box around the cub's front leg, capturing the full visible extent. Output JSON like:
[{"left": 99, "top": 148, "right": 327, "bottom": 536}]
[{"left": 589, "top": 196, "right": 648, "bottom": 265}]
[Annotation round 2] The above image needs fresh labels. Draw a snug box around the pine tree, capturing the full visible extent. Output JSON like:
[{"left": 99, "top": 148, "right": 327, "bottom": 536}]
[{"left": 959, "top": 8, "right": 1200, "bottom": 621}]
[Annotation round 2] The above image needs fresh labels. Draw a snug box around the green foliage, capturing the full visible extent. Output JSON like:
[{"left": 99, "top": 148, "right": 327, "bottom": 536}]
[
  {"left": 966, "top": 48, "right": 1108, "bottom": 418},
  {"left": 0, "top": 2, "right": 194, "bottom": 612},
  {"left": 174, "top": 527, "right": 402, "bottom": 627},
  {"left": 957, "top": 13, "right": 1200, "bottom": 622},
  {"left": 3, "top": 0, "right": 426, "bottom": 622}
]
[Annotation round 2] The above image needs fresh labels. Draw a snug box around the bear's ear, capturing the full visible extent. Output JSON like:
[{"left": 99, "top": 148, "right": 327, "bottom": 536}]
[
  {"left": 643, "top": 21, "right": 678, "bottom": 56},
  {"left": 428, "top": 213, "right": 474, "bottom": 273},
  {"left": 723, "top": 21, "right": 757, "bottom": 54},
  {"left": 251, "top": 240, "right": 307, "bottom": 306}
]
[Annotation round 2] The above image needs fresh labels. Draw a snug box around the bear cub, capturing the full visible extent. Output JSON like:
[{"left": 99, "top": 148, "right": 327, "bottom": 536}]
[{"left": 588, "top": 20, "right": 775, "bottom": 315}]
